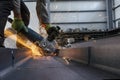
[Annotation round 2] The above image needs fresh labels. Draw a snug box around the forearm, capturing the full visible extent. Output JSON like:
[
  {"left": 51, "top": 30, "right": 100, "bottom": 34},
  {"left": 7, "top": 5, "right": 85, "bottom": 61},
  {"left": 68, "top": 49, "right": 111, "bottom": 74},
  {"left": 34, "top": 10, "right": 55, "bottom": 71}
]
[
  {"left": 12, "top": 0, "right": 28, "bottom": 33},
  {"left": 36, "top": 0, "right": 50, "bottom": 25},
  {"left": 13, "top": 0, "right": 21, "bottom": 19}
]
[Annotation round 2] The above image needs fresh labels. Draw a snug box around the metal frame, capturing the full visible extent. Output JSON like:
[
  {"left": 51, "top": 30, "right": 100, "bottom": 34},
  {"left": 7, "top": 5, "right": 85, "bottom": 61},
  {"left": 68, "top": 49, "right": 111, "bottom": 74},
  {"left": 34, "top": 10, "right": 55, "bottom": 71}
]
[
  {"left": 51, "top": 0, "right": 107, "bottom": 28},
  {"left": 51, "top": 10, "right": 106, "bottom": 13},
  {"left": 112, "top": 0, "right": 116, "bottom": 27},
  {"left": 51, "top": 21, "right": 107, "bottom": 24},
  {"left": 23, "top": 0, "right": 104, "bottom": 2},
  {"left": 23, "top": 0, "right": 108, "bottom": 29},
  {"left": 106, "top": 0, "right": 114, "bottom": 29},
  {"left": 23, "top": 0, "right": 36, "bottom": 2},
  {"left": 51, "top": 0, "right": 104, "bottom": 1},
  {"left": 113, "top": 4, "right": 120, "bottom": 10},
  {"left": 112, "top": 0, "right": 120, "bottom": 28},
  {"left": 114, "top": 18, "right": 120, "bottom": 22},
  {"left": 46, "top": 0, "right": 51, "bottom": 21}
]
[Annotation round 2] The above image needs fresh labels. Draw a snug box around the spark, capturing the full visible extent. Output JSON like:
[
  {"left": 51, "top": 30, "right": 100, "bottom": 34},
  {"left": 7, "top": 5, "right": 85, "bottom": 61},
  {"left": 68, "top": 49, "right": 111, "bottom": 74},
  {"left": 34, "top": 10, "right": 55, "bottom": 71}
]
[
  {"left": 62, "top": 57, "right": 70, "bottom": 65},
  {"left": 5, "top": 28, "right": 44, "bottom": 58}
]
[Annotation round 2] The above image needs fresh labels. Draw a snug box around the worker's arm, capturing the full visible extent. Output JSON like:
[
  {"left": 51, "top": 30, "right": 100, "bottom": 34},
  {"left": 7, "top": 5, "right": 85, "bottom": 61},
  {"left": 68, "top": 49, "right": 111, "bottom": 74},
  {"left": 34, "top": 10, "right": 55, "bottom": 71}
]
[
  {"left": 13, "top": 0, "right": 21, "bottom": 19},
  {"left": 20, "top": 0, "right": 30, "bottom": 26},
  {"left": 36, "top": 0, "right": 60, "bottom": 41},
  {"left": 12, "top": 0, "right": 28, "bottom": 33}
]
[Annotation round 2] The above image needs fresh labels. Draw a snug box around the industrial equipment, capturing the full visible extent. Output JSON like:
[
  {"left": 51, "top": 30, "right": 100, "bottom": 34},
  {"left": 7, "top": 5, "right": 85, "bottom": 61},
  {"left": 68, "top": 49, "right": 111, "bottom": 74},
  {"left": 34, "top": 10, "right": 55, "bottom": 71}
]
[{"left": 6, "top": 18, "right": 57, "bottom": 56}]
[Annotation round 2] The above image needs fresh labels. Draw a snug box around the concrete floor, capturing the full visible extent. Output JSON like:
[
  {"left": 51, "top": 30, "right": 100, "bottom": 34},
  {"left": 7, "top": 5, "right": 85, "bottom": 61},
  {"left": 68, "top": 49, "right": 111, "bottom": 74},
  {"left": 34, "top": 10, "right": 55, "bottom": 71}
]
[{"left": 2, "top": 56, "right": 120, "bottom": 80}]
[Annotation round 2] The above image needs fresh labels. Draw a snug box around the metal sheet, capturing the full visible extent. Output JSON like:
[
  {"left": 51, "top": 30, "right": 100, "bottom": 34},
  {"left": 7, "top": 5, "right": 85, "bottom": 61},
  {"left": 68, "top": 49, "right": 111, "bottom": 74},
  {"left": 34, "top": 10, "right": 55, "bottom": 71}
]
[
  {"left": 114, "top": 0, "right": 120, "bottom": 7},
  {"left": 3, "top": 57, "right": 83, "bottom": 80},
  {"left": 72, "top": 35, "right": 120, "bottom": 75},
  {"left": 0, "top": 48, "right": 12, "bottom": 71},
  {"left": 50, "top": 1, "right": 106, "bottom": 11},
  {"left": 50, "top": 12, "right": 107, "bottom": 22},
  {"left": 71, "top": 35, "right": 120, "bottom": 75},
  {"left": 13, "top": 49, "right": 31, "bottom": 64},
  {"left": 115, "top": 20, "right": 120, "bottom": 28},
  {"left": 3, "top": 57, "right": 120, "bottom": 80},
  {"left": 72, "top": 35, "right": 120, "bottom": 47},
  {"left": 115, "top": 7, "right": 120, "bottom": 19},
  {"left": 23, "top": 0, "right": 36, "bottom": 2},
  {"left": 91, "top": 45, "right": 120, "bottom": 69},
  {"left": 0, "top": 48, "right": 31, "bottom": 71},
  {"left": 59, "top": 48, "right": 89, "bottom": 64}
]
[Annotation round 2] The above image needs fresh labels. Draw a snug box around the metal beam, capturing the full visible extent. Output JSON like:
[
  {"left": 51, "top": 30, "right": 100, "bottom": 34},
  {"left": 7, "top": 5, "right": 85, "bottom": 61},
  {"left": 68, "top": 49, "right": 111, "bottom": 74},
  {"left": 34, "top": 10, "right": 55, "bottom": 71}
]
[
  {"left": 112, "top": 0, "right": 116, "bottom": 27},
  {"left": 106, "top": 0, "right": 114, "bottom": 30},
  {"left": 51, "top": 0, "right": 104, "bottom": 1},
  {"left": 51, "top": 10, "right": 106, "bottom": 13},
  {"left": 23, "top": 0, "right": 36, "bottom": 2},
  {"left": 113, "top": 4, "right": 120, "bottom": 10},
  {"left": 46, "top": 0, "right": 51, "bottom": 21},
  {"left": 23, "top": 0, "right": 104, "bottom": 2},
  {"left": 113, "top": 18, "right": 120, "bottom": 22},
  {"left": 51, "top": 21, "right": 107, "bottom": 24},
  {"left": 112, "top": 0, "right": 120, "bottom": 27}
]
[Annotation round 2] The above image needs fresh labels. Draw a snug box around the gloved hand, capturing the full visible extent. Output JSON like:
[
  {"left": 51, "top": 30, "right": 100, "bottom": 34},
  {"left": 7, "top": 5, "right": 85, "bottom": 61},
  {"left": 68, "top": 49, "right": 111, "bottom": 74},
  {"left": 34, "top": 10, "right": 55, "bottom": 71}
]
[
  {"left": 12, "top": 18, "right": 28, "bottom": 33},
  {"left": 47, "top": 26, "right": 60, "bottom": 42}
]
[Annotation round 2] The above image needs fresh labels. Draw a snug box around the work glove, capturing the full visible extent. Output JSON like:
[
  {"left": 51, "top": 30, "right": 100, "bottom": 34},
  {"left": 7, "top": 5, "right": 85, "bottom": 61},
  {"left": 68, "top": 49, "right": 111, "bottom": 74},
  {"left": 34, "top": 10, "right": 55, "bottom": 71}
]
[
  {"left": 12, "top": 18, "right": 28, "bottom": 33},
  {"left": 46, "top": 26, "right": 60, "bottom": 42}
]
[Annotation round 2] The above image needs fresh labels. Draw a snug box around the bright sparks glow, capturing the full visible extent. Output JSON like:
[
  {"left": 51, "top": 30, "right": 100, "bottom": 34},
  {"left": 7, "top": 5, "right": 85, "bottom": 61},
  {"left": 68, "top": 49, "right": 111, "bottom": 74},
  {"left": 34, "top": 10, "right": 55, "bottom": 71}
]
[
  {"left": 5, "top": 28, "right": 44, "bottom": 58},
  {"left": 62, "top": 57, "right": 70, "bottom": 65}
]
